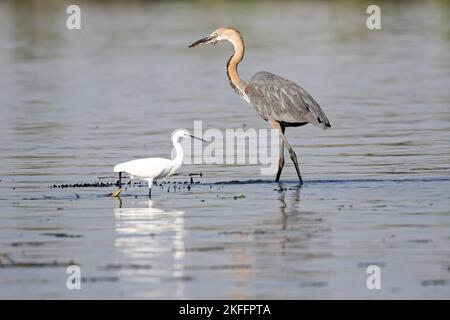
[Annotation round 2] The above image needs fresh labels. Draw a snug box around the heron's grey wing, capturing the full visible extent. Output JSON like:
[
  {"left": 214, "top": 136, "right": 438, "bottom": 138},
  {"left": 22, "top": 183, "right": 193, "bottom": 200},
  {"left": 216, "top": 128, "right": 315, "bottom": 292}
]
[{"left": 245, "top": 71, "right": 330, "bottom": 129}]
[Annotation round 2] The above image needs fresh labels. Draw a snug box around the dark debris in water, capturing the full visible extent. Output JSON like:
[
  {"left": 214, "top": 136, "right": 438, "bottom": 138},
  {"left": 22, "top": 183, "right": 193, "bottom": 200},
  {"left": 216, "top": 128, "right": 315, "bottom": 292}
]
[
  {"left": 99, "top": 264, "right": 152, "bottom": 271},
  {"left": 215, "top": 179, "right": 272, "bottom": 185},
  {"left": 10, "top": 241, "right": 48, "bottom": 247},
  {"left": 42, "top": 233, "right": 83, "bottom": 238},
  {"left": 274, "top": 186, "right": 300, "bottom": 192},
  {"left": 408, "top": 239, "right": 433, "bottom": 243},
  {"left": 164, "top": 275, "right": 194, "bottom": 282},
  {"left": 81, "top": 276, "right": 119, "bottom": 283},
  {"left": 51, "top": 182, "right": 117, "bottom": 188},
  {"left": 49, "top": 173, "right": 204, "bottom": 195},
  {"left": 421, "top": 279, "right": 449, "bottom": 287},
  {"left": 218, "top": 229, "right": 273, "bottom": 236},
  {"left": 185, "top": 264, "right": 251, "bottom": 271},
  {"left": 0, "top": 253, "right": 77, "bottom": 269},
  {"left": 357, "top": 262, "right": 387, "bottom": 268},
  {"left": 188, "top": 173, "right": 203, "bottom": 177},
  {"left": 175, "top": 246, "right": 226, "bottom": 253}
]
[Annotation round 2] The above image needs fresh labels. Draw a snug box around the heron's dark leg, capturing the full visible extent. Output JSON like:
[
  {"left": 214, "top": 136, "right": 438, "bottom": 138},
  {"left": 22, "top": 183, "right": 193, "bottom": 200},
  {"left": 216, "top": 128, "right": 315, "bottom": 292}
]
[
  {"left": 276, "top": 126, "right": 286, "bottom": 182},
  {"left": 288, "top": 146, "right": 303, "bottom": 185},
  {"left": 282, "top": 136, "right": 303, "bottom": 185},
  {"left": 148, "top": 187, "right": 152, "bottom": 198},
  {"left": 271, "top": 122, "right": 303, "bottom": 185},
  {"left": 268, "top": 120, "right": 286, "bottom": 182},
  {"left": 118, "top": 172, "right": 122, "bottom": 187}
]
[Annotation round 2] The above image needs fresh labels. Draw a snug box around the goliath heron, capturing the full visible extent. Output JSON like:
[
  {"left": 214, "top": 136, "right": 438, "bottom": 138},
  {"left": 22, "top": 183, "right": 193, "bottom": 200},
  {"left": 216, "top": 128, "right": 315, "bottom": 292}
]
[
  {"left": 189, "top": 27, "right": 330, "bottom": 185},
  {"left": 113, "top": 130, "right": 206, "bottom": 198}
]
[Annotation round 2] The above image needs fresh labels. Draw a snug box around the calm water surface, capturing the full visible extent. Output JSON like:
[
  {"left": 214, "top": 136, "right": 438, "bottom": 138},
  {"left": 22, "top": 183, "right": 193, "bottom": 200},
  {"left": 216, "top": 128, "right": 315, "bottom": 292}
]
[{"left": 0, "top": 0, "right": 450, "bottom": 299}]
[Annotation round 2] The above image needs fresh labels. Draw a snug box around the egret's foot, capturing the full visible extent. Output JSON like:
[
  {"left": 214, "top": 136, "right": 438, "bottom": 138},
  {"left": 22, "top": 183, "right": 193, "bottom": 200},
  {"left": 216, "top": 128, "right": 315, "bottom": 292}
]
[
  {"left": 111, "top": 188, "right": 122, "bottom": 198},
  {"left": 116, "top": 172, "right": 122, "bottom": 187}
]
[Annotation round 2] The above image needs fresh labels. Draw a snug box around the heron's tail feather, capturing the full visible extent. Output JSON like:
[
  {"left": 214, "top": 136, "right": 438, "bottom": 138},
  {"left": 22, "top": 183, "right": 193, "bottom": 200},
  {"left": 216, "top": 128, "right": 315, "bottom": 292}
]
[{"left": 311, "top": 113, "right": 331, "bottom": 129}]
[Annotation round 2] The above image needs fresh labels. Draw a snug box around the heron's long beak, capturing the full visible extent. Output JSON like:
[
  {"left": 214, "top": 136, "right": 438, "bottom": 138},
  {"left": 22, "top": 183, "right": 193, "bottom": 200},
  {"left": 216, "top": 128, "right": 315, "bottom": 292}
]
[
  {"left": 188, "top": 35, "right": 217, "bottom": 48},
  {"left": 189, "top": 134, "right": 208, "bottom": 142}
]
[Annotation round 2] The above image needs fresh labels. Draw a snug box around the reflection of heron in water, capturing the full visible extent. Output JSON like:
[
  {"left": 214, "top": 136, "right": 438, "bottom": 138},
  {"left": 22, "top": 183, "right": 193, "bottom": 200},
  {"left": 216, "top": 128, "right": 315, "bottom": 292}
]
[
  {"left": 277, "top": 184, "right": 301, "bottom": 230},
  {"left": 113, "top": 200, "right": 186, "bottom": 298}
]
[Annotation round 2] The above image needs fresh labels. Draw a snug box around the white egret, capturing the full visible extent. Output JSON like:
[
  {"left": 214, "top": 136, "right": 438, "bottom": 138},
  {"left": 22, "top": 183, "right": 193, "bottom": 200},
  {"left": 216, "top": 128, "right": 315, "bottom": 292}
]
[{"left": 113, "top": 130, "right": 206, "bottom": 198}]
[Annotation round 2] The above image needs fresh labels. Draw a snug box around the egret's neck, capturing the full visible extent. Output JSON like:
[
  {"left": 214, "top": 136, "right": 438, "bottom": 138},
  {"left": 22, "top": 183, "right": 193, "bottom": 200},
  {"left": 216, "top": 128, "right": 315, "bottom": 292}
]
[
  {"left": 172, "top": 139, "right": 184, "bottom": 168},
  {"left": 226, "top": 33, "right": 246, "bottom": 97}
]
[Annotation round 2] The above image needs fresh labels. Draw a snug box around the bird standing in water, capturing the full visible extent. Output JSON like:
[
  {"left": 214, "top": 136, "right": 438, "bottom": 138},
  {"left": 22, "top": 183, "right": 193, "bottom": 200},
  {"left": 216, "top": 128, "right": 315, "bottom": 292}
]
[
  {"left": 189, "top": 27, "right": 330, "bottom": 185},
  {"left": 113, "top": 130, "right": 206, "bottom": 198}
]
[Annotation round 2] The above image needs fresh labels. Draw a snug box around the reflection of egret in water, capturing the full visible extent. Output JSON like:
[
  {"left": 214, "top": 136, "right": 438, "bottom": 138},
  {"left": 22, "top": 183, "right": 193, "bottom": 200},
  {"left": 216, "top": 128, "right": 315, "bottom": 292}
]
[{"left": 113, "top": 200, "right": 186, "bottom": 298}]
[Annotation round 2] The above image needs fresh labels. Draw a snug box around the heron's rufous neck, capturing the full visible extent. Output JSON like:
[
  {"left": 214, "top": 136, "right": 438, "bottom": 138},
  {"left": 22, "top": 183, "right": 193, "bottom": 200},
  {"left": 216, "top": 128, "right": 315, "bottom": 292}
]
[{"left": 226, "top": 32, "right": 246, "bottom": 95}]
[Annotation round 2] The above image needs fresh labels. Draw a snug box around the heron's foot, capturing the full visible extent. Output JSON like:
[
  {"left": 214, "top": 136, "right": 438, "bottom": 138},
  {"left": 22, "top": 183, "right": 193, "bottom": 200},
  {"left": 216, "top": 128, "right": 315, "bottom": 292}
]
[{"left": 111, "top": 188, "right": 122, "bottom": 198}]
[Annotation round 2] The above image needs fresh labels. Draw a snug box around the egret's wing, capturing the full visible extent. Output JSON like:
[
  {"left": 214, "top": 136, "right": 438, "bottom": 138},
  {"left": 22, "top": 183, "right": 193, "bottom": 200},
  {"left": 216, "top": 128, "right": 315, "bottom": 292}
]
[{"left": 245, "top": 71, "right": 330, "bottom": 128}]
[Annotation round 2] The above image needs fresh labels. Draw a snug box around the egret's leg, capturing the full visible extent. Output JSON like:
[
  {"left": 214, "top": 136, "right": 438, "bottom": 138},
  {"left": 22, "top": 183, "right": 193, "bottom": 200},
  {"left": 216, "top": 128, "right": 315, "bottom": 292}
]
[
  {"left": 118, "top": 172, "right": 122, "bottom": 187},
  {"left": 148, "top": 179, "right": 153, "bottom": 198}
]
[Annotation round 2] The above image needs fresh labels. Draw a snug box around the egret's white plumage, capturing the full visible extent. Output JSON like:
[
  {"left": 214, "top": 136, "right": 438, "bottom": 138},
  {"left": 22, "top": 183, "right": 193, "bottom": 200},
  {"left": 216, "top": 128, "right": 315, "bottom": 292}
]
[
  {"left": 113, "top": 158, "right": 176, "bottom": 185},
  {"left": 113, "top": 129, "right": 205, "bottom": 197}
]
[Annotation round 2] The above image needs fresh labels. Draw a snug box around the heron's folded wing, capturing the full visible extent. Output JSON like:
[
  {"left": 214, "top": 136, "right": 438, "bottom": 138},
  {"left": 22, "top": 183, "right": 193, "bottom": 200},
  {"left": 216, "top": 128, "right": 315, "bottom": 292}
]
[{"left": 246, "top": 71, "right": 330, "bottom": 128}]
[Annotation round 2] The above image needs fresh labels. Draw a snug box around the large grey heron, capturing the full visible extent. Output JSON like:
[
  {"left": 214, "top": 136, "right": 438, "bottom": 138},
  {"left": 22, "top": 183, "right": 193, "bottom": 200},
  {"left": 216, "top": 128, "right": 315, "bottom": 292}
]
[{"left": 189, "top": 27, "right": 330, "bottom": 185}]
